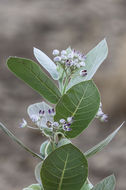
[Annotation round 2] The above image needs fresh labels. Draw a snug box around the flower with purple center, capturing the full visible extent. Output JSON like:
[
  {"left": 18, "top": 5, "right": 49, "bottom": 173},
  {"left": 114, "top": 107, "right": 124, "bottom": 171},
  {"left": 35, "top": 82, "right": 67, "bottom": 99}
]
[{"left": 80, "top": 69, "right": 87, "bottom": 77}]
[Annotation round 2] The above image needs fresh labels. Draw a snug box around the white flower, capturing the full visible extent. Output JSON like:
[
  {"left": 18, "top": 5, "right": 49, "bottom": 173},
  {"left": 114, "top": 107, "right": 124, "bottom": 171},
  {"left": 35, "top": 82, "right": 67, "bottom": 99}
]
[
  {"left": 54, "top": 56, "right": 61, "bottom": 62},
  {"left": 61, "top": 50, "right": 67, "bottom": 55},
  {"left": 80, "top": 61, "right": 85, "bottom": 67},
  {"left": 19, "top": 119, "right": 27, "bottom": 128},
  {"left": 52, "top": 49, "right": 59, "bottom": 56},
  {"left": 100, "top": 114, "right": 108, "bottom": 122},
  {"left": 53, "top": 122, "right": 59, "bottom": 127},
  {"left": 67, "top": 117, "right": 73, "bottom": 123},
  {"left": 60, "top": 119, "right": 66, "bottom": 124},
  {"left": 80, "top": 70, "right": 87, "bottom": 77}
]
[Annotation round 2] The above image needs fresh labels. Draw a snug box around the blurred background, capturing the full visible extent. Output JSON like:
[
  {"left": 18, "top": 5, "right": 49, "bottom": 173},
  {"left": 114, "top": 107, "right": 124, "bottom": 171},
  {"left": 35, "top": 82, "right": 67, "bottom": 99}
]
[{"left": 0, "top": 0, "right": 126, "bottom": 189}]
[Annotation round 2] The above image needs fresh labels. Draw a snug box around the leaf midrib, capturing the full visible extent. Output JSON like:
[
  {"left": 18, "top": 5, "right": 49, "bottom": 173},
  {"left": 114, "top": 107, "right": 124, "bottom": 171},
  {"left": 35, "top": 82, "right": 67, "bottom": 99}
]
[
  {"left": 71, "top": 84, "right": 89, "bottom": 117},
  {"left": 23, "top": 61, "right": 60, "bottom": 100},
  {"left": 58, "top": 154, "right": 69, "bottom": 190}
]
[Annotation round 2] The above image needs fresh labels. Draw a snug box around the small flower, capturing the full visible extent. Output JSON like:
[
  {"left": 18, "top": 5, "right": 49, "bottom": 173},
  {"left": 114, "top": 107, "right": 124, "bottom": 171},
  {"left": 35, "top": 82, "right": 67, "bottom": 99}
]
[
  {"left": 67, "top": 117, "right": 73, "bottom": 123},
  {"left": 52, "top": 49, "right": 59, "bottom": 56},
  {"left": 30, "top": 114, "right": 40, "bottom": 123},
  {"left": 63, "top": 124, "right": 72, "bottom": 131},
  {"left": 53, "top": 122, "right": 59, "bottom": 127},
  {"left": 100, "top": 114, "right": 108, "bottom": 122},
  {"left": 80, "top": 70, "right": 87, "bottom": 77},
  {"left": 19, "top": 119, "right": 27, "bottom": 128},
  {"left": 59, "top": 119, "right": 66, "bottom": 124},
  {"left": 80, "top": 61, "right": 85, "bottom": 67},
  {"left": 54, "top": 56, "right": 61, "bottom": 62},
  {"left": 61, "top": 50, "right": 67, "bottom": 55}
]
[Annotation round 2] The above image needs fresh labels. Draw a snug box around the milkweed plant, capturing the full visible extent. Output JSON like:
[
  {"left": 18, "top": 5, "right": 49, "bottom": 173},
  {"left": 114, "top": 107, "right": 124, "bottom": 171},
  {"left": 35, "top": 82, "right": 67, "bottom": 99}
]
[{"left": 0, "top": 39, "right": 124, "bottom": 190}]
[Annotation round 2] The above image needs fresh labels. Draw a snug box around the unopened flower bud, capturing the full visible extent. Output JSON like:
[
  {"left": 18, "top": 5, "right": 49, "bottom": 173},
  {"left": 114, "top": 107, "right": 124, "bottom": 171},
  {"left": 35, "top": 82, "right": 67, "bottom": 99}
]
[
  {"left": 61, "top": 50, "right": 67, "bottom": 55},
  {"left": 53, "top": 122, "right": 59, "bottom": 127},
  {"left": 67, "top": 117, "right": 73, "bottom": 123},
  {"left": 52, "top": 49, "right": 59, "bottom": 56},
  {"left": 80, "top": 70, "right": 87, "bottom": 77},
  {"left": 54, "top": 56, "right": 61, "bottom": 62},
  {"left": 19, "top": 119, "right": 27, "bottom": 128},
  {"left": 60, "top": 119, "right": 66, "bottom": 124},
  {"left": 80, "top": 61, "right": 85, "bottom": 67}
]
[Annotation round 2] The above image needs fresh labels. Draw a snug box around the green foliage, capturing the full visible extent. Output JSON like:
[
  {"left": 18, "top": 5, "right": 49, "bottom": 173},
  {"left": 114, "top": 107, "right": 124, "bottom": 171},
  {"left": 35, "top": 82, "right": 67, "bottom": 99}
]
[
  {"left": 55, "top": 80, "right": 100, "bottom": 138},
  {"left": 7, "top": 57, "right": 61, "bottom": 104},
  {"left": 23, "top": 184, "right": 43, "bottom": 190},
  {"left": 91, "top": 175, "right": 116, "bottom": 190},
  {"left": 41, "top": 144, "right": 88, "bottom": 190},
  {"left": 35, "top": 162, "right": 43, "bottom": 185},
  {"left": 80, "top": 181, "right": 93, "bottom": 190},
  {"left": 84, "top": 122, "right": 124, "bottom": 158},
  {"left": 67, "top": 39, "right": 108, "bottom": 90},
  {"left": 40, "top": 140, "right": 49, "bottom": 158},
  {"left": 0, "top": 39, "right": 123, "bottom": 190}
]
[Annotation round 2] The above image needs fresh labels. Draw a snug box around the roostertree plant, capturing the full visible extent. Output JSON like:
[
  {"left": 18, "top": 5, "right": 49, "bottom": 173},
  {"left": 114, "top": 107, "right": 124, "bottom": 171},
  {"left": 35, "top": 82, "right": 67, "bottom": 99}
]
[{"left": 0, "top": 39, "right": 124, "bottom": 190}]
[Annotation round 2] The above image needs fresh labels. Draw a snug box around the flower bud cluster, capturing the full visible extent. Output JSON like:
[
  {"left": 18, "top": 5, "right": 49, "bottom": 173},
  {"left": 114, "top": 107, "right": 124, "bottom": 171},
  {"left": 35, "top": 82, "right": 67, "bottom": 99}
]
[
  {"left": 52, "top": 48, "right": 87, "bottom": 76},
  {"left": 46, "top": 116, "right": 73, "bottom": 132},
  {"left": 96, "top": 102, "right": 108, "bottom": 122}
]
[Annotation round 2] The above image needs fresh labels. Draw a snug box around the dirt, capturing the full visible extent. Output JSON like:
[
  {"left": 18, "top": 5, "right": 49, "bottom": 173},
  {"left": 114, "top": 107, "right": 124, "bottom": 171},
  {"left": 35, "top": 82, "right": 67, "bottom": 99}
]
[{"left": 0, "top": 0, "right": 126, "bottom": 189}]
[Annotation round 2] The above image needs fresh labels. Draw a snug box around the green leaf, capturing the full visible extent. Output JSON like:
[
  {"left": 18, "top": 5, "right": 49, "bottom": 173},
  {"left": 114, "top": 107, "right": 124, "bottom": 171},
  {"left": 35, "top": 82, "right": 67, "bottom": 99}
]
[
  {"left": 23, "top": 184, "right": 43, "bottom": 190},
  {"left": 45, "top": 141, "right": 56, "bottom": 157},
  {"left": 91, "top": 175, "right": 116, "bottom": 190},
  {"left": 57, "top": 138, "right": 71, "bottom": 148},
  {"left": 0, "top": 123, "right": 43, "bottom": 160},
  {"left": 80, "top": 180, "right": 93, "bottom": 190},
  {"left": 54, "top": 80, "right": 100, "bottom": 138},
  {"left": 35, "top": 162, "right": 43, "bottom": 185},
  {"left": 34, "top": 48, "right": 59, "bottom": 80},
  {"left": 84, "top": 122, "right": 124, "bottom": 158},
  {"left": 7, "top": 57, "right": 61, "bottom": 104},
  {"left": 40, "top": 140, "right": 49, "bottom": 157},
  {"left": 41, "top": 144, "right": 88, "bottom": 190},
  {"left": 67, "top": 39, "right": 108, "bottom": 90}
]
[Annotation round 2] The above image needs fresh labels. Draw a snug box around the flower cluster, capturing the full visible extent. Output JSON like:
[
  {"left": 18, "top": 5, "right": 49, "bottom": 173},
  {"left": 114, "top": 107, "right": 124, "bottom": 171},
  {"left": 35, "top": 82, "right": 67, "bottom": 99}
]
[
  {"left": 19, "top": 107, "right": 73, "bottom": 132},
  {"left": 52, "top": 48, "right": 87, "bottom": 76},
  {"left": 96, "top": 102, "right": 108, "bottom": 122}
]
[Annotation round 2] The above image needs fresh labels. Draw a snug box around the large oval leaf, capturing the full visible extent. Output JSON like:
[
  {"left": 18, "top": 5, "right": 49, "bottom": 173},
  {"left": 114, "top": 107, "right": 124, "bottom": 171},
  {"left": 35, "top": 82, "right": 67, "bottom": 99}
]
[
  {"left": 41, "top": 144, "right": 88, "bottom": 190},
  {"left": 34, "top": 48, "right": 59, "bottom": 80},
  {"left": 54, "top": 80, "right": 100, "bottom": 138},
  {"left": 67, "top": 39, "right": 108, "bottom": 90},
  {"left": 7, "top": 57, "right": 61, "bottom": 104},
  {"left": 91, "top": 175, "right": 116, "bottom": 190}
]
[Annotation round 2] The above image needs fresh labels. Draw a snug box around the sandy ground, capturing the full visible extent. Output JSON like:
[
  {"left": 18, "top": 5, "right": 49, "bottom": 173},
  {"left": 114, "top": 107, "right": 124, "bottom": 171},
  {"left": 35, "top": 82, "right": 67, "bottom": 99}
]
[{"left": 0, "top": 0, "right": 126, "bottom": 189}]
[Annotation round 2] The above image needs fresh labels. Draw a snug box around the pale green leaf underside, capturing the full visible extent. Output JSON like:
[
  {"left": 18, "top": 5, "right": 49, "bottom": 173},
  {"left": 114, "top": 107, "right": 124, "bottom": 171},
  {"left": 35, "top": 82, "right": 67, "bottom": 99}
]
[
  {"left": 80, "top": 181, "right": 93, "bottom": 190},
  {"left": 67, "top": 39, "right": 108, "bottom": 90},
  {"left": 7, "top": 57, "right": 61, "bottom": 104},
  {"left": 55, "top": 80, "right": 100, "bottom": 138},
  {"left": 91, "top": 175, "right": 116, "bottom": 190},
  {"left": 41, "top": 144, "right": 88, "bottom": 190},
  {"left": 34, "top": 48, "right": 59, "bottom": 80},
  {"left": 0, "top": 123, "right": 43, "bottom": 160},
  {"left": 23, "top": 184, "right": 43, "bottom": 190},
  {"left": 85, "top": 122, "right": 124, "bottom": 158},
  {"left": 35, "top": 162, "right": 43, "bottom": 185}
]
